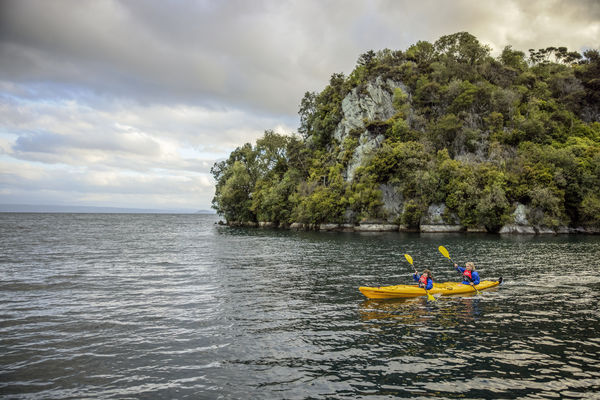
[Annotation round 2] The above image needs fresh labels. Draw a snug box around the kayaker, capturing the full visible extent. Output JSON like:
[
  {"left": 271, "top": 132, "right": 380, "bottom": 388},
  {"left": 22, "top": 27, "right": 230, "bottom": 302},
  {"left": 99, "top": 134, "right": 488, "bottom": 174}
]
[
  {"left": 454, "top": 262, "right": 480, "bottom": 286},
  {"left": 413, "top": 269, "right": 433, "bottom": 290}
]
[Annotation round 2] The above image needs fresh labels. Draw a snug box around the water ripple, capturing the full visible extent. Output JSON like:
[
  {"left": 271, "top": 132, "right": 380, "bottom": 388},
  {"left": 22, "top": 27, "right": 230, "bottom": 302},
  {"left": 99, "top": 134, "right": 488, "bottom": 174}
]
[{"left": 1, "top": 214, "right": 600, "bottom": 398}]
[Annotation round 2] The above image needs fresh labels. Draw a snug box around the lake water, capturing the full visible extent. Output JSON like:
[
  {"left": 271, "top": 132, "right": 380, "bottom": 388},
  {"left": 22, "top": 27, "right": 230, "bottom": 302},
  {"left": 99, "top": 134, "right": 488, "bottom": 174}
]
[{"left": 1, "top": 213, "right": 599, "bottom": 399}]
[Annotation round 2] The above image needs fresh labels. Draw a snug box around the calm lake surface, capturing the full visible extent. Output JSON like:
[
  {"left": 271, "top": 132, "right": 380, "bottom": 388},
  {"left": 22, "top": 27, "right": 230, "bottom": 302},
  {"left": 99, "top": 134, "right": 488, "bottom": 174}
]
[{"left": 1, "top": 213, "right": 599, "bottom": 399}]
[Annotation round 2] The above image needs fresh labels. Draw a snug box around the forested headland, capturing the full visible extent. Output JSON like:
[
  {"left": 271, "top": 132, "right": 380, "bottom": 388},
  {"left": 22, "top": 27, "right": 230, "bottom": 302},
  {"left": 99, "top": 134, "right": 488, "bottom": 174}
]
[{"left": 211, "top": 32, "right": 600, "bottom": 234}]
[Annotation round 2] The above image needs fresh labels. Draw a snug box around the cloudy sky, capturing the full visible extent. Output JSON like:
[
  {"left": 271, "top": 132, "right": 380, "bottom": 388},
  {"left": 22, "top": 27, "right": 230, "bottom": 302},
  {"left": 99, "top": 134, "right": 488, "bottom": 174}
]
[{"left": 1, "top": 0, "right": 598, "bottom": 211}]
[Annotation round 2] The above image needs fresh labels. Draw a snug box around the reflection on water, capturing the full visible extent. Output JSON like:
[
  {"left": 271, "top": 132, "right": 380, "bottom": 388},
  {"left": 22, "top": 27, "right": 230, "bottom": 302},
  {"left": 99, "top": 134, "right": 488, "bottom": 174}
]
[
  {"left": 359, "top": 296, "right": 485, "bottom": 323},
  {"left": 1, "top": 214, "right": 600, "bottom": 399}
]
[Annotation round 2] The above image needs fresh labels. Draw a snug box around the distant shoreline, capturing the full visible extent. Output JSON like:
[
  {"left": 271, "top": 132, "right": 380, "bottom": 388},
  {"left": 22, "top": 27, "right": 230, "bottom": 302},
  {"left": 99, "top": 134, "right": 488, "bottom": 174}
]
[{"left": 0, "top": 204, "right": 216, "bottom": 214}]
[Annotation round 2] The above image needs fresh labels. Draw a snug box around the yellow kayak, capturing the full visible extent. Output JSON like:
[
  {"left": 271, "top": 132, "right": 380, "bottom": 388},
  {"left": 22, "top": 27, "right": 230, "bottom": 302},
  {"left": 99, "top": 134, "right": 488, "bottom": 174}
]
[{"left": 359, "top": 278, "right": 502, "bottom": 299}]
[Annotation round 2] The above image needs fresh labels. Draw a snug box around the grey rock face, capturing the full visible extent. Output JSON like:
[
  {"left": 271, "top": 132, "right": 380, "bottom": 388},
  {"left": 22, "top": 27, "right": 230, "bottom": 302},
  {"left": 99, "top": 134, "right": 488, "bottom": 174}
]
[
  {"left": 420, "top": 203, "right": 460, "bottom": 225},
  {"left": 333, "top": 77, "right": 408, "bottom": 180},
  {"left": 417, "top": 204, "right": 463, "bottom": 232},
  {"left": 334, "top": 77, "right": 406, "bottom": 142},
  {"left": 499, "top": 224, "right": 537, "bottom": 234},
  {"left": 513, "top": 203, "right": 529, "bottom": 225},
  {"left": 346, "top": 134, "right": 385, "bottom": 180},
  {"left": 319, "top": 223, "right": 340, "bottom": 231},
  {"left": 499, "top": 203, "right": 536, "bottom": 234},
  {"left": 289, "top": 223, "right": 306, "bottom": 230},
  {"left": 380, "top": 184, "right": 403, "bottom": 222},
  {"left": 420, "top": 225, "right": 465, "bottom": 233},
  {"left": 355, "top": 223, "right": 399, "bottom": 232}
]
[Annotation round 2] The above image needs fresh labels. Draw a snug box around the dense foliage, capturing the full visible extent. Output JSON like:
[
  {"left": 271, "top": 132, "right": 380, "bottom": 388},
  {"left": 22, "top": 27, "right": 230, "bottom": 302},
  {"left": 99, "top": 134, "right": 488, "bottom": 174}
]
[{"left": 212, "top": 33, "right": 600, "bottom": 231}]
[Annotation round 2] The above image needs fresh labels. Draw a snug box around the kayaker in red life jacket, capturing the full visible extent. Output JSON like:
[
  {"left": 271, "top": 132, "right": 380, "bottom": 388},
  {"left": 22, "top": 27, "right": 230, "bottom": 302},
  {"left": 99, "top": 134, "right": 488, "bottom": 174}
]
[
  {"left": 454, "top": 262, "right": 480, "bottom": 285},
  {"left": 413, "top": 269, "right": 433, "bottom": 290}
]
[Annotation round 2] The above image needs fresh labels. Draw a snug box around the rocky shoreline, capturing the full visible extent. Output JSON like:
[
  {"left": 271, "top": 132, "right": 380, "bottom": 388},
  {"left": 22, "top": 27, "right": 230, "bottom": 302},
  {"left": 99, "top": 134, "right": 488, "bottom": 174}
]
[
  {"left": 219, "top": 187, "right": 600, "bottom": 233},
  {"left": 221, "top": 220, "right": 598, "bottom": 234},
  {"left": 220, "top": 202, "right": 599, "bottom": 234}
]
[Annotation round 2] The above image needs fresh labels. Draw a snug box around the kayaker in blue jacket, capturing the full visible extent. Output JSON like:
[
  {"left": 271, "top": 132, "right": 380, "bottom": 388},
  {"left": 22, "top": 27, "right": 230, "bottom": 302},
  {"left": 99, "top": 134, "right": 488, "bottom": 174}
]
[
  {"left": 454, "top": 262, "right": 480, "bottom": 286},
  {"left": 413, "top": 269, "right": 433, "bottom": 290}
]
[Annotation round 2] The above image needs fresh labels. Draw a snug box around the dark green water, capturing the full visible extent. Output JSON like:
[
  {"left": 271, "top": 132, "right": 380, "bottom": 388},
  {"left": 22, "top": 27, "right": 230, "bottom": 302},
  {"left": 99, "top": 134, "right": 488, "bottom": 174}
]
[{"left": 1, "top": 213, "right": 599, "bottom": 399}]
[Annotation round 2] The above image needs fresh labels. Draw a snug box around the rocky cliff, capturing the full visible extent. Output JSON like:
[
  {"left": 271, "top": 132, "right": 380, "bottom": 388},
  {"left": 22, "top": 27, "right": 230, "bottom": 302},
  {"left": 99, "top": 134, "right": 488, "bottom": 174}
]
[{"left": 212, "top": 33, "right": 600, "bottom": 234}]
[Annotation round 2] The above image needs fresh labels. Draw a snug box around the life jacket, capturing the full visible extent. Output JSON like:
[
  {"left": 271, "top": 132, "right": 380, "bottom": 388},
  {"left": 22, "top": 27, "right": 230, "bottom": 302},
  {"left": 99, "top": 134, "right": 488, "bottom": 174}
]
[
  {"left": 419, "top": 275, "right": 429, "bottom": 288},
  {"left": 463, "top": 269, "right": 472, "bottom": 281}
]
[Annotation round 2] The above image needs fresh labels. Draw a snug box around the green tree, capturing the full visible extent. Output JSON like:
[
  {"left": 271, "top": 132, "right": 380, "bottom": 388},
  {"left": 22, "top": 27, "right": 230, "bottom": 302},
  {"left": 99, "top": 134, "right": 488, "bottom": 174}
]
[
  {"left": 579, "top": 193, "right": 600, "bottom": 227},
  {"left": 434, "top": 32, "right": 491, "bottom": 65},
  {"left": 430, "top": 114, "right": 462, "bottom": 152},
  {"left": 405, "top": 40, "right": 436, "bottom": 68},
  {"left": 500, "top": 45, "right": 528, "bottom": 72},
  {"left": 213, "top": 161, "right": 255, "bottom": 222}
]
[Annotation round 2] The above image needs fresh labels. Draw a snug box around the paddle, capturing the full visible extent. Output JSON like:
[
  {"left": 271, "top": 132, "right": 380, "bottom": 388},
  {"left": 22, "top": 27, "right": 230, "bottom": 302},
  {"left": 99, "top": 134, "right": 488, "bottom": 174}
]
[
  {"left": 404, "top": 253, "right": 436, "bottom": 301},
  {"left": 438, "top": 246, "right": 480, "bottom": 295}
]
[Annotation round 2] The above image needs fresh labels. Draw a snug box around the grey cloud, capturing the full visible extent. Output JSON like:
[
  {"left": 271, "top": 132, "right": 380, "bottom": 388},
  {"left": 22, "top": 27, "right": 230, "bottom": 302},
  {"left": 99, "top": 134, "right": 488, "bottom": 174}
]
[
  {"left": 0, "top": 0, "right": 345, "bottom": 115},
  {"left": 1, "top": 88, "right": 297, "bottom": 171},
  {"left": 14, "top": 130, "right": 161, "bottom": 156},
  {"left": 373, "top": 0, "right": 599, "bottom": 54},
  {"left": 11, "top": 130, "right": 213, "bottom": 174},
  {"left": 2, "top": 0, "right": 598, "bottom": 117}
]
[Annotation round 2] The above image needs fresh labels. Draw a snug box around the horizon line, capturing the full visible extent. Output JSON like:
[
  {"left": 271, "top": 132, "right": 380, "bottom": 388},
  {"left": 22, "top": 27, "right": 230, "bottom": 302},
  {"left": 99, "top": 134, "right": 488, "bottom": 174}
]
[{"left": 0, "top": 203, "right": 216, "bottom": 214}]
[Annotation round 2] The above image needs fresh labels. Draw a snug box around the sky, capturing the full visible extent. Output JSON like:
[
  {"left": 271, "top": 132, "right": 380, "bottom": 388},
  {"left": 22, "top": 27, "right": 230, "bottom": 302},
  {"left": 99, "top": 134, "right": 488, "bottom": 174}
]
[{"left": 1, "top": 0, "right": 599, "bottom": 212}]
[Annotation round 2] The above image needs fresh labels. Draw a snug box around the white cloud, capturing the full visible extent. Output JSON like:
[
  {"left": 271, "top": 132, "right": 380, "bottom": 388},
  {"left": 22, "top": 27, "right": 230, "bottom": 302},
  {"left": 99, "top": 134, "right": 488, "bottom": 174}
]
[
  {"left": 1, "top": 90, "right": 296, "bottom": 164},
  {"left": 0, "top": 157, "right": 215, "bottom": 209},
  {"left": 0, "top": 85, "right": 296, "bottom": 209}
]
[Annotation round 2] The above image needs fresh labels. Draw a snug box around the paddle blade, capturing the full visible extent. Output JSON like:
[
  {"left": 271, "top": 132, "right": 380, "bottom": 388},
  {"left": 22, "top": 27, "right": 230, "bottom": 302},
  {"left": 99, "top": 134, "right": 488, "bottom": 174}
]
[
  {"left": 404, "top": 253, "right": 413, "bottom": 265},
  {"left": 438, "top": 245, "right": 450, "bottom": 259},
  {"left": 427, "top": 292, "right": 436, "bottom": 302}
]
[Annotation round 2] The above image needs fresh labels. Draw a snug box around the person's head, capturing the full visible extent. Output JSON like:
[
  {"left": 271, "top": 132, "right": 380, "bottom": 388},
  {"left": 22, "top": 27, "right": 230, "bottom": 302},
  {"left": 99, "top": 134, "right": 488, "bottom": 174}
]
[
  {"left": 423, "top": 269, "right": 433, "bottom": 280},
  {"left": 465, "top": 262, "right": 475, "bottom": 271}
]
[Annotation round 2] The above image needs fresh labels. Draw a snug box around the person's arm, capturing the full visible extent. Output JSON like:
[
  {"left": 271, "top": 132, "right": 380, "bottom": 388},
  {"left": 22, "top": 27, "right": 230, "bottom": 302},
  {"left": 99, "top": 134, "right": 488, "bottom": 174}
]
[
  {"left": 471, "top": 271, "right": 480, "bottom": 285},
  {"left": 426, "top": 278, "right": 433, "bottom": 290},
  {"left": 454, "top": 263, "right": 464, "bottom": 273},
  {"left": 413, "top": 273, "right": 420, "bottom": 282}
]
